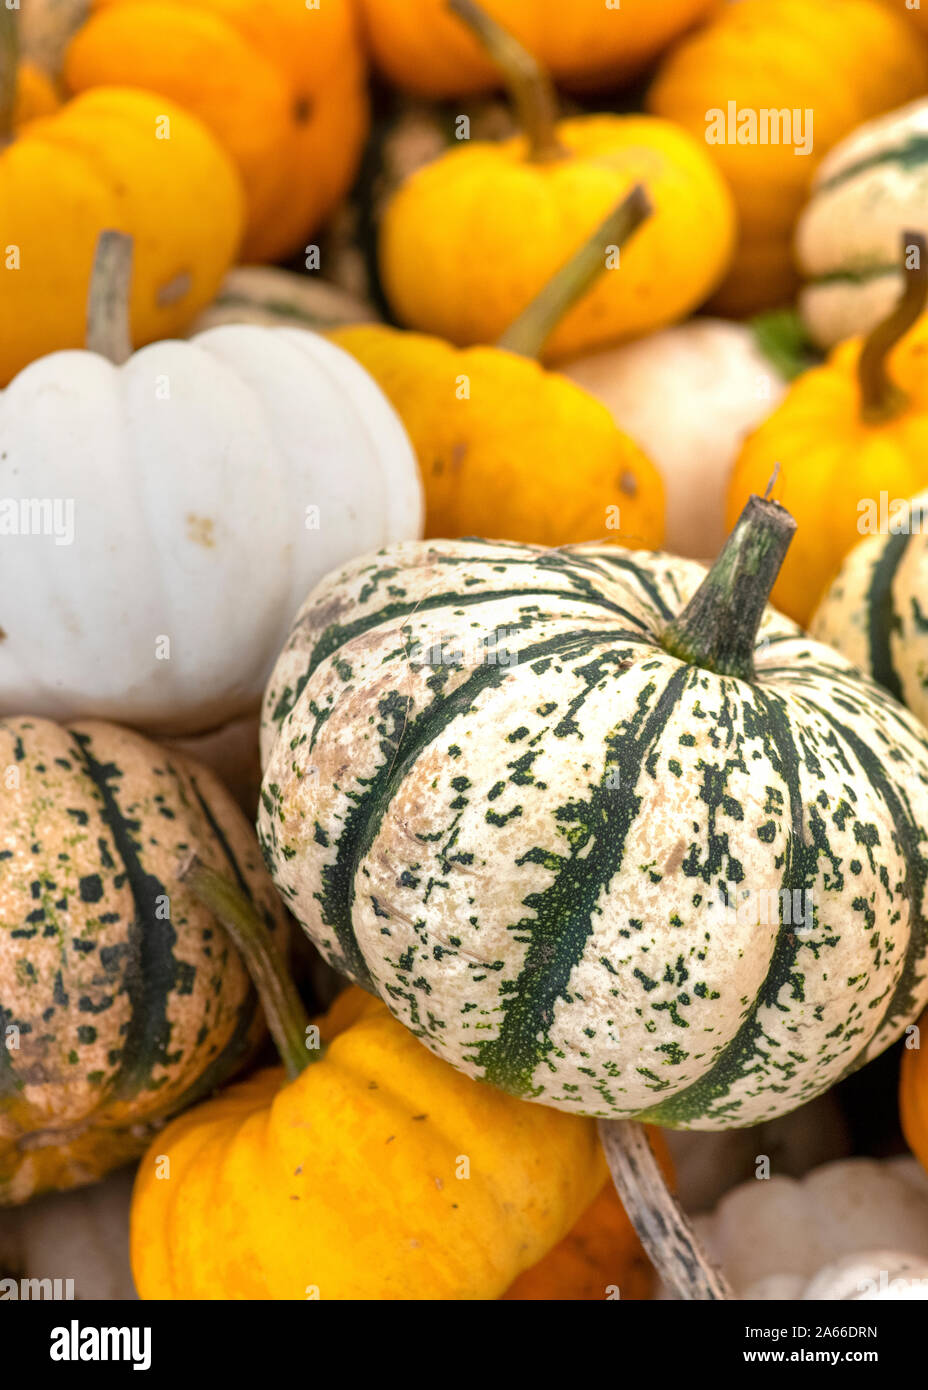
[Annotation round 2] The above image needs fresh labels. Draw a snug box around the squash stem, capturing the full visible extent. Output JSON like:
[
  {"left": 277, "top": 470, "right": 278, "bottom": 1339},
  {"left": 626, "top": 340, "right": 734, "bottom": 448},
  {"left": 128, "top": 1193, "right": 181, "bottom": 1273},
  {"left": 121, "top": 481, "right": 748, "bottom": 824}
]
[
  {"left": 661, "top": 494, "right": 796, "bottom": 681},
  {"left": 498, "top": 184, "right": 653, "bottom": 359},
  {"left": 858, "top": 230, "right": 928, "bottom": 424},
  {"left": 86, "top": 230, "right": 134, "bottom": 364},
  {"left": 0, "top": 4, "right": 18, "bottom": 144},
  {"left": 447, "top": 0, "right": 563, "bottom": 162},
  {"left": 178, "top": 855, "right": 323, "bottom": 1081},
  {"left": 598, "top": 1120, "right": 734, "bottom": 1300}
]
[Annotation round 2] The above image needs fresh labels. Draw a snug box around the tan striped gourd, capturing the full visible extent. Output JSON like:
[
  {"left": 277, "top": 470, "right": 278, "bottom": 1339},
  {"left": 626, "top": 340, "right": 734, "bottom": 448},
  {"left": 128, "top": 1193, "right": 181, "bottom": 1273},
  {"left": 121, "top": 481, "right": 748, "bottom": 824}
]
[
  {"left": 0, "top": 717, "right": 286, "bottom": 1205},
  {"left": 258, "top": 497, "right": 928, "bottom": 1130}
]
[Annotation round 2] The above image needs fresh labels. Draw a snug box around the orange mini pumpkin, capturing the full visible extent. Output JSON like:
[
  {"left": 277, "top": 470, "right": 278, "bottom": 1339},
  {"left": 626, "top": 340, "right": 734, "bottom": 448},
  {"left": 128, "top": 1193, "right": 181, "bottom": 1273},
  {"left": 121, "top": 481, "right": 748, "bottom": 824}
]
[
  {"left": 356, "top": 0, "right": 718, "bottom": 96},
  {"left": 649, "top": 0, "right": 928, "bottom": 315},
  {"left": 378, "top": 2, "right": 734, "bottom": 361},
  {"left": 0, "top": 9, "right": 243, "bottom": 383},
  {"left": 726, "top": 237, "right": 928, "bottom": 625},
  {"left": 62, "top": 0, "right": 368, "bottom": 262}
]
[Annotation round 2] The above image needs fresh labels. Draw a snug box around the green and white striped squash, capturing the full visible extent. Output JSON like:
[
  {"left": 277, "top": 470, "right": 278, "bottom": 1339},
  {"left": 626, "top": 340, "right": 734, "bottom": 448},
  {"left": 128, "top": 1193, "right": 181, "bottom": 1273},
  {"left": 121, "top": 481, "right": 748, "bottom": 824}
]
[
  {"left": 810, "top": 491, "right": 928, "bottom": 726},
  {"left": 258, "top": 499, "right": 928, "bottom": 1129},
  {"left": 0, "top": 716, "right": 287, "bottom": 1206},
  {"left": 796, "top": 98, "right": 928, "bottom": 349}
]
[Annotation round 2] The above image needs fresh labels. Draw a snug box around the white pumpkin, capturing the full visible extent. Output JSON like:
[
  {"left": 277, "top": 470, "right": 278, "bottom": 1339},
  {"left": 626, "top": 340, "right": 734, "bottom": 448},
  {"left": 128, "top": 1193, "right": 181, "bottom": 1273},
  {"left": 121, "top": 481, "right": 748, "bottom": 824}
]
[
  {"left": 665, "top": 1158, "right": 928, "bottom": 1300},
  {"left": 0, "top": 323, "right": 423, "bottom": 735},
  {"left": 796, "top": 98, "right": 928, "bottom": 349},
  {"left": 665, "top": 1091, "right": 850, "bottom": 1214},
  {"left": 0, "top": 1166, "right": 136, "bottom": 1301},
  {"left": 563, "top": 319, "right": 786, "bottom": 558}
]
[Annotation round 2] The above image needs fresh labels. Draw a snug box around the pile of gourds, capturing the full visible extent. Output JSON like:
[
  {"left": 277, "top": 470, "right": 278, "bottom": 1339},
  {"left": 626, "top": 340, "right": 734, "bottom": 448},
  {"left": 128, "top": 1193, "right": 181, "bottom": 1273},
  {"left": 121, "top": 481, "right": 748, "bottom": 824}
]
[{"left": 6, "top": 0, "right": 928, "bottom": 1304}]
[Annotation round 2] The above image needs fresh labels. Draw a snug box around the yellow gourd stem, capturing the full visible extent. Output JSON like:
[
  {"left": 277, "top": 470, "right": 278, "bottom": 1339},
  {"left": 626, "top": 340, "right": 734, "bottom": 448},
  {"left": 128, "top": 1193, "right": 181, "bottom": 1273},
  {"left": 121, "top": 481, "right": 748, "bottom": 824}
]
[
  {"left": 498, "top": 183, "right": 653, "bottom": 359},
  {"left": 858, "top": 230, "right": 928, "bottom": 424},
  {"left": 85, "top": 230, "right": 134, "bottom": 364},
  {"left": 178, "top": 854, "right": 322, "bottom": 1081},
  {"left": 0, "top": 4, "right": 18, "bottom": 143},
  {"left": 447, "top": 0, "right": 563, "bottom": 162}
]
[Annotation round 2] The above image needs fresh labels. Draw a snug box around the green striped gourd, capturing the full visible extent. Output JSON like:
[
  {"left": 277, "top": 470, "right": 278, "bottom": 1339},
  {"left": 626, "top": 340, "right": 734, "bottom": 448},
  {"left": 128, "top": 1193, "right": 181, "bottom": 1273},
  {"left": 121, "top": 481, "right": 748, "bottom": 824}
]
[
  {"left": 0, "top": 717, "right": 287, "bottom": 1205},
  {"left": 810, "top": 492, "right": 928, "bottom": 726},
  {"left": 259, "top": 497, "right": 928, "bottom": 1129},
  {"left": 796, "top": 98, "right": 928, "bottom": 349}
]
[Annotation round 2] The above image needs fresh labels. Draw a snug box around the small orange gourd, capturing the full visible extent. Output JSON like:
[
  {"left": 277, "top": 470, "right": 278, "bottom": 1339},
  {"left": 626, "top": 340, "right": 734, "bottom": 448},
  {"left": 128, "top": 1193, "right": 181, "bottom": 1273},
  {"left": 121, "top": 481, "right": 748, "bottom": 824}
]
[
  {"left": 726, "top": 235, "right": 928, "bottom": 625},
  {"left": 0, "top": 8, "right": 243, "bottom": 384},
  {"left": 130, "top": 861, "right": 610, "bottom": 1300},
  {"left": 356, "top": 0, "right": 718, "bottom": 96},
  {"left": 378, "top": 0, "right": 735, "bottom": 361},
  {"left": 333, "top": 187, "right": 664, "bottom": 551},
  {"left": 62, "top": 0, "right": 369, "bottom": 262},
  {"left": 648, "top": 0, "right": 928, "bottom": 316}
]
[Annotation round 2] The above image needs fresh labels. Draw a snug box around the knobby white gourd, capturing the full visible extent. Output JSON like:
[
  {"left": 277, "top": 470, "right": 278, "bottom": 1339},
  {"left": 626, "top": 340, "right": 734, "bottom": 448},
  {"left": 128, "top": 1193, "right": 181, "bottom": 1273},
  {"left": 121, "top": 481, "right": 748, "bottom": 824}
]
[
  {"left": 0, "top": 232, "right": 423, "bottom": 736},
  {"left": 667, "top": 1158, "right": 928, "bottom": 1300}
]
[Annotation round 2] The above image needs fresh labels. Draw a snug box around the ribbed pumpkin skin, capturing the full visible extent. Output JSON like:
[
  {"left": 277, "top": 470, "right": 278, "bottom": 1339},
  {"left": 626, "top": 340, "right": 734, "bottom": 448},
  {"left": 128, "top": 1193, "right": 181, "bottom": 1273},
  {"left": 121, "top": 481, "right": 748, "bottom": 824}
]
[
  {"left": 63, "top": 0, "right": 368, "bottom": 262},
  {"left": 356, "top": 0, "right": 718, "bottom": 95},
  {"left": 259, "top": 538, "right": 928, "bottom": 1129},
  {"left": 0, "top": 86, "right": 243, "bottom": 385},
  {"left": 130, "top": 986, "right": 607, "bottom": 1300},
  {"left": 810, "top": 493, "right": 928, "bottom": 727},
  {"left": 0, "top": 326, "right": 422, "bottom": 737},
  {"left": 726, "top": 317, "right": 928, "bottom": 626},
  {"left": 329, "top": 324, "right": 665, "bottom": 550},
  {"left": 648, "top": 0, "right": 928, "bottom": 315},
  {"left": 0, "top": 717, "right": 287, "bottom": 1206},
  {"left": 796, "top": 99, "right": 928, "bottom": 349},
  {"left": 378, "top": 115, "right": 735, "bottom": 361}
]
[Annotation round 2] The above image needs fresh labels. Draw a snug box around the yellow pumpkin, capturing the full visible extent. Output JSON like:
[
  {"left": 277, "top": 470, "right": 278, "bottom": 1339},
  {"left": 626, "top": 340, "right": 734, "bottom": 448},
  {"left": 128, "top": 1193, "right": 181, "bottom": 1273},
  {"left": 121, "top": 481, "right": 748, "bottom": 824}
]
[
  {"left": 726, "top": 238, "right": 928, "bottom": 625},
  {"left": 378, "top": 2, "right": 735, "bottom": 360},
  {"left": 356, "top": 0, "right": 719, "bottom": 95},
  {"left": 333, "top": 185, "right": 664, "bottom": 549},
  {"left": 130, "top": 862, "right": 608, "bottom": 1300},
  {"left": 62, "top": 0, "right": 368, "bottom": 262},
  {"left": 0, "top": 12, "right": 243, "bottom": 384},
  {"left": 648, "top": 0, "right": 928, "bottom": 316},
  {"left": 502, "top": 1151, "right": 671, "bottom": 1300},
  {"left": 331, "top": 324, "right": 664, "bottom": 550}
]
